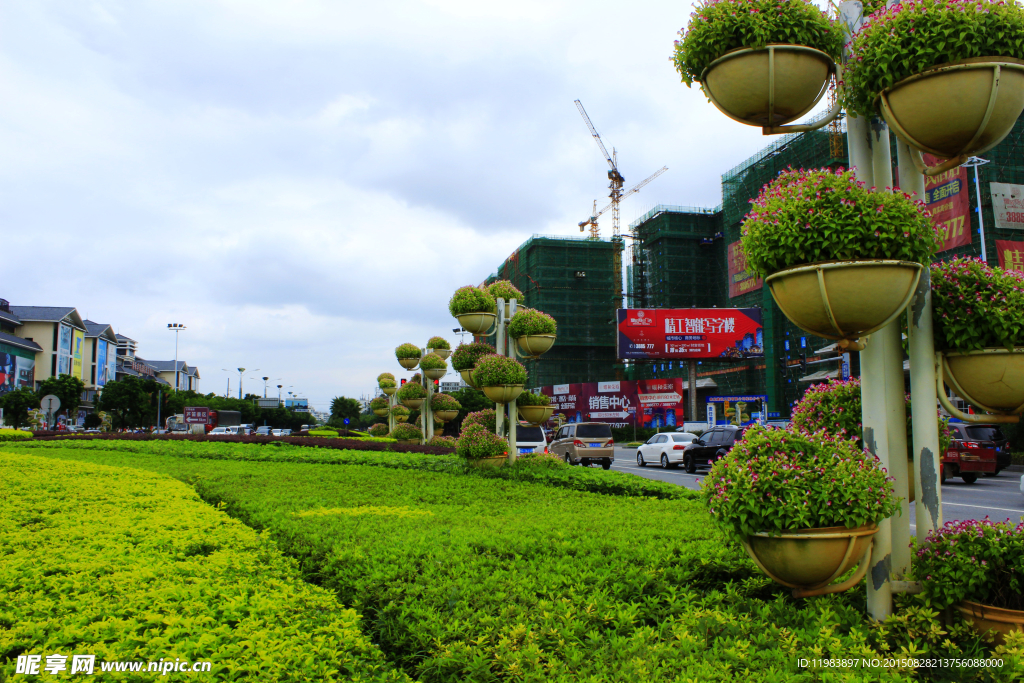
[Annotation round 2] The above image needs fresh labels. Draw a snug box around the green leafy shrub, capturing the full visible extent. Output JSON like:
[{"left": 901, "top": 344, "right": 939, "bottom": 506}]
[
  {"left": 516, "top": 391, "right": 551, "bottom": 406},
  {"left": 487, "top": 279, "right": 523, "bottom": 302},
  {"left": 843, "top": 0, "right": 1024, "bottom": 118},
  {"left": 394, "top": 343, "right": 421, "bottom": 360},
  {"left": 390, "top": 405, "right": 410, "bottom": 421},
  {"left": 461, "top": 408, "right": 496, "bottom": 434},
  {"left": 409, "top": 373, "right": 423, "bottom": 385},
  {"left": 427, "top": 435, "right": 456, "bottom": 448},
  {"left": 932, "top": 257, "right": 1024, "bottom": 352},
  {"left": 377, "top": 372, "right": 395, "bottom": 383},
  {"left": 740, "top": 168, "right": 940, "bottom": 278},
  {"left": 915, "top": 519, "right": 1024, "bottom": 611},
  {"left": 418, "top": 353, "right": 446, "bottom": 371},
  {"left": 0, "top": 428, "right": 31, "bottom": 442},
  {"left": 430, "top": 393, "right": 461, "bottom": 412},
  {"left": 0, "top": 452, "right": 408, "bottom": 682},
  {"left": 308, "top": 429, "right": 340, "bottom": 437},
  {"left": 702, "top": 426, "right": 900, "bottom": 539},
  {"left": 426, "top": 336, "right": 450, "bottom": 350},
  {"left": 389, "top": 423, "right": 422, "bottom": 442},
  {"left": 450, "top": 342, "right": 496, "bottom": 371},
  {"left": 508, "top": 308, "right": 557, "bottom": 338},
  {"left": 448, "top": 286, "right": 496, "bottom": 317},
  {"left": 472, "top": 354, "right": 527, "bottom": 386},
  {"left": 379, "top": 378, "right": 396, "bottom": 391},
  {"left": 672, "top": 0, "right": 843, "bottom": 88},
  {"left": 456, "top": 423, "right": 508, "bottom": 460},
  {"left": 369, "top": 396, "right": 389, "bottom": 411},
  {"left": 368, "top": 423, "right": 390, "bottom": 437},
  {"left": 396, "top": 382, "right": 427, "bottom": 401}
]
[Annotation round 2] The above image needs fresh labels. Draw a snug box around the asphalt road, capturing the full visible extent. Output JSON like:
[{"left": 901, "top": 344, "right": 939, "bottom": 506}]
[{"left": 607, "top": 446, "right": 1024, "bottom": 528}]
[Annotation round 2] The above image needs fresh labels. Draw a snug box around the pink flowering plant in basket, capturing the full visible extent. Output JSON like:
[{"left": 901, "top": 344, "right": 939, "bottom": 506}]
[
  {"left": 740, "top": 168, "right": 940, "bottom": 278},
  {"left": 456, "top": 423, "right": 508, "bottom": 461},
  {"left": 701, "top": 425, "right": 900, "bottom": 540},
  {"left": 914, "top": 518, "right": 1024, "bottom": 612},
  {"left": 931, "top": 257, "right": 1024, "bottom": 352}
]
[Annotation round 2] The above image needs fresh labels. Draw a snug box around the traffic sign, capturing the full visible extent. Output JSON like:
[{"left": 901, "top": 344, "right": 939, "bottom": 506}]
[
  {"left": 40, "top": 395, "right": 61, "bottom": 412},
  {"left": 344, "top": 418, "right": 350, "bottom": 425}
]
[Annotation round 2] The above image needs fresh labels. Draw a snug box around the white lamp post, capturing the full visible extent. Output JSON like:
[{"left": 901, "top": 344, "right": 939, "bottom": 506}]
[{"left": 166, "top": 323, "right": 186, "bottom": 390}]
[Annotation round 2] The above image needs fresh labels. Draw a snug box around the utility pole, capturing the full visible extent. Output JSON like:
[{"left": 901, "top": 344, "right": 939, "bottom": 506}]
[{"left": 167, "top": 323, "right": 186, "bottom": 391}]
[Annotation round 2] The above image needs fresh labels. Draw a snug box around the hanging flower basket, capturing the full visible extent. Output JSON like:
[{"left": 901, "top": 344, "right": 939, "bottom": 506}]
[
  {"left": 459, "top": 369, "right": 477, "bottom": 388},
  {"left": 942, "top": 348, "right": 1024, "bottom": 415},
  {"left": 419, "top": 353, "right": 448, "bottom": 381},
  {"left": 518, "top": 405, "right": 554, "bottom": 424},
  {"left": 430, "top": 393, "right": 461, "bottom": 422},
  {"left": 482, "top": 385, "right": 524, "bottom": 404},
  {"left": 426, "top": 336, "right": 452, "bottom": 360},
  {"left": 396, "top": 382, "right": 427, "bottom": 410},
  {"left": 434, "top": 410, "right": 459, "bottom": 422},
  {"left": 381, "top": 385, "right": 397, "bottom": 396},
  {"left": 456, "top": 312, "right": 496, "bottom": 335},
  {"left": 767, "top": 261, "right": 923, "bottom": 341},
  {"left": 450, "top": 286, "right": 497, "bottom": 334},
  {"left": 395, "top": 343, "right": 421, "bottom": 370},
  {"left": 878, "top": 59, "right": 1024, "bottom": 162},
  {"left": 954, "top": 601, "right": 1024, "bottom": 645},
  {"left": 515, "top": 335, "right": 556, "bottom": 357},
  {"left": 702, "top": 45, "right": 834, "bottom": 127},
  {"left": 473, "top": 354, "right": 527, "bottom": 405}
]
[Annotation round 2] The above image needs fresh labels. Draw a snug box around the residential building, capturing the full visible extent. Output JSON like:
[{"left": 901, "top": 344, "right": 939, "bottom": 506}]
[
  {"left": 0, "top": 299, "right": 42, "bottom": 395},
  {"left": 82, "top": 320, "right": 120, "bottom": 407},
  {"left": 146, "top": 360, "right": 200, "bottom": 392},
  {"left": 9, "top": 306, "right": 89, "bottom": 390}
]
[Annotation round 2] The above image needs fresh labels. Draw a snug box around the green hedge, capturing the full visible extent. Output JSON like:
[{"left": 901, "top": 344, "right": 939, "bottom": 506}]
[
  {"left": 0, "top": 451, "right": 408, "bottom": 682},
  {"left": 308, "top": 429, "right": 339, "bottom": 436},
  {"left": 0, "top": 428, "right": 31, "bottom": 442}
]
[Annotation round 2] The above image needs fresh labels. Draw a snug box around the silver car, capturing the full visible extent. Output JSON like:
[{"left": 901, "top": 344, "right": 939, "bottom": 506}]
[{"left": 636, "top": 432, "right": 699, "bottom": 469}]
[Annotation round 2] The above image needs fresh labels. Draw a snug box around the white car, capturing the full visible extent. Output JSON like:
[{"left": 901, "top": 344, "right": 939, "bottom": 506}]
[
  {"left": 515, "top": 424, "right": 548, "bottom": 455},
  {"left": 209, "top": 427, "right": 230, "bottom": 435},
  {"left": 636, "top": 432, "right": 699, "bottom": 469},
  {"left": 271, "top": 429, "right": 285, "bottom": 437}
]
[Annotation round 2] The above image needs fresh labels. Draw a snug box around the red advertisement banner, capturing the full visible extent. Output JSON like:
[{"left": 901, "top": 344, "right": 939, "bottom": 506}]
[
  {"left": 923, "top": 154, "right": 971, "bottom": 252},
  {"left": 616, "top": 308, "right": 763, "bottom": 360},
  {"left": 541, "top": 379, "right": 688, "bottom": 428},
  {"left": 996, "top": 239, "right": 1024, "bottom": 274},
  {"left": 728, "top": 240, "right": 763, "bottom": 298}
]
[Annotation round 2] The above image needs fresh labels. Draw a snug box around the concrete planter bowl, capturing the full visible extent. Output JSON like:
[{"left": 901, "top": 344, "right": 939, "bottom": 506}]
[
  {"left": 395, "top": 414, "right": 409, "bottom": 423},
  {"left": 373, "top": 408, "right": 389, "bottom": 417},
  {"left": 515, "top": 334, "right": 556, "bottom": 357},
  {"left": 741, "top": 524, "right": 878, "bottom": 598},
  {"left": 879, "top": 59, "right": 1024, "bottom": 163},
  {"left": 955, "top": 600, "right": 1024, "bottom": 646},
  {"left": 432, "top": 348, "right": 452, "bottom": 360},
  {"left": 459, "top": 368, "right": 477, "bottom": 389},
  {"left": 467, "top": 456, "right": 509, "bottom": 469},
  {"left": 456, "top": 312, "right": 496, "bottom": 335},
  {"left": 481, "top": 384, "right": 524, "bottom": 405},
  {"left": 423, "top": 367, "right": 446, "bottom": 381},
  {"left": 397, "top": 358, "right": 419, "bottom": 370},
  {"left": 518, "top": 405, "right": 554, "bottom": 425},
  {"left": 400, "top": 398, "right": 424, "bottom": 410},
  {"left": 434, "top": 410, "right": 459, "bottom": 422},
  {"left": 942, "top": 348, "right": 1024, "bottom": 415},
  {"left": 702, "top": 44, "right": 834, "bottom": 128},
  {"left": 766, "top": 260, "right": 922, "bottom": 341},
  {"left": 381, "top": 386, "right": 397, "bottom": 396}
]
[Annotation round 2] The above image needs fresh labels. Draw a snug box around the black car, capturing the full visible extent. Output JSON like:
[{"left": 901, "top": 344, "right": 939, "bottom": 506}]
[
  {"left": 948, "top": 423, "right": 1010, "bottom": 475},
  {"left": 682, "top": 425, "right": 745, "bottom": 473}
]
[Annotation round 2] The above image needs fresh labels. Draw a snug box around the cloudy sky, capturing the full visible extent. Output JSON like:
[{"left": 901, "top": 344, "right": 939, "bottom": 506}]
[{"left": 2, "top": 0, "right": 811, "bottom": 409}]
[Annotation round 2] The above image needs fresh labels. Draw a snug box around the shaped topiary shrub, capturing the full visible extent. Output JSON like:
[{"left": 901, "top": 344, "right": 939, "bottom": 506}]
[
  {"left": 369, "top": 396, "right": 389, "bottom": 412},
  {"left": 395, "top": 343, "right": 421, "bottom": 360},
  {"left": 426, "top": 336, "right": 451, "bottom": 350},
  {"left": 377, "top": 372, "right": 395, "bottom": 383},
  {"left": 451, "top": 342, "right": 496, "bottom": 371},
  {"left": 508, "top": 308, "right": 557, "bottom": 338},
  {"left": 449, "top": 286, "right": 496, "bottom": 317},
  {"left": 456, "top": 423, "right": 508, "bottom": 461},
  {"left": 397, "top": 382, "right": 427, "bottom": 401},
  {"left": 472, "top": 354, "right": 527, "bottom": 387},
  {"left": 419, "top": 354, "right": 447, "bottom": 371}
]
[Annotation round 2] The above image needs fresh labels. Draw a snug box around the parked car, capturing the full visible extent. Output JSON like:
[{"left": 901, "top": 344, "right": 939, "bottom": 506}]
[
  {"left": 515, "top": 424, "right": 548, "bottom": 455},
  {"left": 682, "top": 425, "right": 746, "bottom": 473},
  {"left": 636, "top": 432, "right": 699, "bottom": 469},
  {"left": 942, "top": 423, "right": 1007, "bottom": 483},
  {"left": 209, "top": 427, "right": 230, "bottom": 435},
  {"left": 256, "top": 426, "right": 272, "bottom": 436},
  {"left": 271, "top": 429, "right": 284, "bottom": 437},
  {"left": 280, "top": 428, "right": 292, "bottom": 436},
  {"left": 550, "top": 422, "right": 614, "bottom": 469}
]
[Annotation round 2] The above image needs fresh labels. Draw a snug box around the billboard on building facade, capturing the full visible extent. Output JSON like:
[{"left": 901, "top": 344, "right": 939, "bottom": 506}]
[
  {"left": 541, "top": 378, "right": 696, "bottom": 428},
  {"left": 727, "top": 241, "right": 763, "bottom": 298},
  {"left": 923, "top": 154, "right": 971, "bottom": 251},
  {"left": 616, "top": 308, "right": 763, "bottom": 360},
  {"left": 57, "top": 324, "right": 73, "bottom": 375},
  {"left": 997, "top": 239, "right": 1024, "bottom": 274},
  {"left": 0, "top": 343, "right": 35, "bottom": 394},
  {"left": 71, "top": 329, "right": 85, "bottom": 381},
  {"left": 107, "top": 344, "right": 117, "bottom": 385},
  {"left": 96, "top": 339, "right": 108, "bottom": 387},
  {"left": 991, "top": 182, "right": 1024, "bottom": 231}
]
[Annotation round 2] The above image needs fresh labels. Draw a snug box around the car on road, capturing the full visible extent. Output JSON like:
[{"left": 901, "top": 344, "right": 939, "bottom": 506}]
[
  {"left": 550, "top": 422, "right": 614, "bottom": 469},
  {"left": 636, "top": 432, "right": 699, "bottom": 469},
  {"left": 515, "top": 424, "right": 548, "bottom": 455},
  {"left": 209, "top": 427, "right": 230, "bottom": 435},
  {"left": 682, "top": 425, "right": 746, "bottom": 473},
  {"left": 943, "top": 423, "right": 1008, "bottom": 483},
  {"left": 256, "top": 426, "right": 272, "bottom": 436},
  {"left": 271, "top": 429, "right": 285, "bottom": 437}
]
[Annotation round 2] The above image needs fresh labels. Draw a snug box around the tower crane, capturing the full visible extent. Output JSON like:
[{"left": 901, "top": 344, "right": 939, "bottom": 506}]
[{"left": 574, "top": 99, "right": 668, "bottom": 239}]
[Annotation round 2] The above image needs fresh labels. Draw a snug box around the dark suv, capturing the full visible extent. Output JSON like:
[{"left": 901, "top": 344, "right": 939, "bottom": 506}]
[
  {"left": 682, "top": 425, "right": 745, "bottom": 473},
  {"left": 947, "top": 423, "right": 1010, "bottom": 478}
]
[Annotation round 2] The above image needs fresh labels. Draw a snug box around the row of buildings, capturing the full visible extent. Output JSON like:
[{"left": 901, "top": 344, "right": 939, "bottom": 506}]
[
  {"left": 479, "top": 112, "right": 1024, "bottom": 422},
  {"left": 0, "top": 299, "right": 199, "bottom": 421}
]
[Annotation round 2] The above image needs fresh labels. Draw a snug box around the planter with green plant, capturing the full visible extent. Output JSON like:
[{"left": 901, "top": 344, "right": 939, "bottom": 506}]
[
  {"left": 702, "top": 425, "right": 899, "bottom": 597},
  {"left": 508, "top": 308, "right": 557, "bottom": 357},
  {"left": 368, "top": 423, "right": 389, "bottom": 437},
  {"left": 369, "top": 396, "right": 390, "bottom": 417},
  {"left": 472, "top": 354, "right": 526, "bottom": 404},
  {"left": 430, "top": 392, "right": 462, "bottom": 422},
  {"left": 932, "top": 258, "right": 1024, "bottom": 415},
  {"left": 741, "top": 167, "right": 940, "bottom": 341},
  {"left": 844, "top": 0, "right": 1024, "bottom": 168},
  {"left": 915, "top": 519, "right": 1024, "bottom": 644},
  {"left": 451, "top": 342, "right": 497, "bottom": 388},
  {"left": 390, "top": 405, "right": 410, "bottom": 423},
  {"left": 673, "top": 0, "right": 843, "bottom": 128},
  {"left": 426, "top": 336, "right": 452, "bottom": 359},
  {"left": 488, "top": 280, "right": 524, "bottom": 317},
  {"left": 419, "top": 353, "right": 448, "bottom": 381},
  {"left": 379, "top": 378, "right": 397, "bottom": 396},
  {"left": 377, "top": 372, "right": 395, "bottom": 383},
  {"left": 396, "top": 381, "right": 427, "bottom": 410},
  {"left": 516, "top": 391, "right": 554, "bottom": 424},
  {"left": 449, "top": 286, "right": 497, "bottom": 335},
  {"left": 395, "top": 343, "right": 422, "bottom": 370},
  {"left": 456, "top": 423, "right": 509, "bottom": 467},
  {"left": 462, "top": 408, "right": 497, "bottom": 435},
  {"left": 389, "top": 423, "right": 423, "bottom": 445},
  {"left": 428, "top": 435, "right": 457, "bottom": 449}
]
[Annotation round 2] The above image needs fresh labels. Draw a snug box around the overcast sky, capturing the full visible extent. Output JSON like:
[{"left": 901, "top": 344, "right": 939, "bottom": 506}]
[{"left": 1, "top": 0, "right": 814, "bottom": 409}]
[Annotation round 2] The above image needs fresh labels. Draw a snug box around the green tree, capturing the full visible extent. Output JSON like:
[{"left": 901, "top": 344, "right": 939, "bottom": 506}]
[
  {"left": 37, "top": 374, "right": 86, "bottom": 422},
  {"left": 96, "top": 376, "right": 149, "bottom": 429},
  {"left": 0, "top": 387, "right": 40, "bottom": 428},
  {"left": 330, "top": 396, "right": 362, "bottom": 424}
]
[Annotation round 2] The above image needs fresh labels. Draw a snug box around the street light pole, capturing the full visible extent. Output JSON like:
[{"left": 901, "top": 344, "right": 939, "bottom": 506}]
[
  {"left": 962, "top": 156, "right": 992, "bottom": 263},
  {"left": 262, "top": 376, "right": 269, "bottom": 398},
  {"left": 167, "top": 323, "right": 186, "bottom": 391}
]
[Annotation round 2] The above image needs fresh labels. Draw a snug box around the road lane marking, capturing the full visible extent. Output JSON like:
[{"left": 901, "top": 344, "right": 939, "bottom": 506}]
[{"left": 939, "top": 502, "right": 1024, "bottom": 514}]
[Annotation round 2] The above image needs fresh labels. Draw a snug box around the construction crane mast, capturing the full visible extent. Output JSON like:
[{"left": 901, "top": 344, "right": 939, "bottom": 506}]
[{"left": 574, "top": 99, "right": 667, "bottom": 239}]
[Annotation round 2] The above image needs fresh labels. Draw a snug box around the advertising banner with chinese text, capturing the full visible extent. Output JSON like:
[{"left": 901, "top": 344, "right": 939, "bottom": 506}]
[
  {"left": 184, "top": 407, "right": 211, "bottom": 424},
  {"left": 997, "top": 239, "right": 1024, "bottom": 274},
  {"left": 0, "top": 343, "right": 35, "bottom": 395},
  {"left": 57, "top": 324, "right": 72, "bottom": 376},
  {"left": 728, "top": 241, "right": 763, "bottom": 298},
  {"left": 992, "top": 182, "right": 1024, "bottom": 231},
  {"left": 616, "top": 308, "right": 763, "bottom": 360},
  {"left": 923, "top": 154, "right": 971, "bottom": 252},
  {"left": 71, "top": 329, "right": 85, "bottom": 382},
  {"left": 541, "top": 378, "right": 694, "bottom": 428}
]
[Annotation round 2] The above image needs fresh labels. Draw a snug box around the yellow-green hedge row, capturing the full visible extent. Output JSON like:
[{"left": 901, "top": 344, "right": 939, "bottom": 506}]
[
  {"left": 0, "top": 451, "right": 409, "bottom": 683},
  {"left": 0, "top": 428, "right": 31, "bottom": 442}
]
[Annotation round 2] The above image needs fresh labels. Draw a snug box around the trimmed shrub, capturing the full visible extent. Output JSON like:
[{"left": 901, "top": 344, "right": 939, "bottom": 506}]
[
  {"left": 389, "top": 423, "right": 422, "bottom": 442},
  {"left": 426, "top": 336, "right": 450, "bottom": 350},
  {"left": 430, "top": 393, "right": 461, "bottom": 412},
  {"left": 487, "top": 280, "right": 523, "bottom": 302},
  {"left": 409, "top": 373, "right": 423, "bottom": 385},
  {"left": 456, "top": 423, "right": 509, "bottom": 460},
  {"left": 461, "top": 409, "right": 496, "bottom": 434},
  {"left": 390, "top": 405, "right": 410, "bottom": 421},
  {"left": 395, "top": 343, "right": 421, "bottom": 360},
  {"left": 516, "top": 391, "right": 551, "bottom": 406},
  {"left": 448, "top": 286, "right": 496, "bottom": 317},
  {"left": 377, "top": 372, "right": 395, "bottom": 383},
  {"left": 379, "top": 378, "right": 396, "bottom": 390},
  {"left": 450, "top": 342, "right": 496, "bottom": 371},
  {"left": 508, "top": 308, "right": 557, "bottom": 338},
  {"left": 308, "top": 429, "right": 340, "bottom": 437},
  {"left": 472, "top": 354, "right": 527, "bottom": 386},
  {"left": 396, "top": 382, "right": 427, "bottom": 401},
  {"left": 368, "top": 423, "right": 390, "bottom": 437},
  {"left": 0, "top": 428, "right": 31, "bottom": 442},
  {"left": 428, "top": 435, "right": 456, "bottom": 448},
  {"left": 369, "top": 396, "right": 390, "bottom": 411},
  {"left": 932, "top": 257, "right": 1024, "bottom": 352},
  {"left": 418, "top": 353, "right": 446, "bottom": 371}
]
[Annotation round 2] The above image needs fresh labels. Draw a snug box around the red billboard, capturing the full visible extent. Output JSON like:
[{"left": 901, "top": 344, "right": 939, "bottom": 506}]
[
  {"left": 923, "top": 154, "right": 971, "bottom": 252},
  {"left": 541, "top": 379, "right": 690, "bottom": 428},
  {"left": 997, "top": 240, "right": 1024, "bottom": 274},
  {"left": 616, "top": 308, "right": 763, "bottom": 360},
  {"left": 728, "top": 240, "right": 763, "bottom": 298}
]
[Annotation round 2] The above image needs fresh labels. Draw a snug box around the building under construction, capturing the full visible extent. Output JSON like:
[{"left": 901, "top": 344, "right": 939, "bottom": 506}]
[{"left": 484, "top": 112, "right": 1024, "bottom": 418}]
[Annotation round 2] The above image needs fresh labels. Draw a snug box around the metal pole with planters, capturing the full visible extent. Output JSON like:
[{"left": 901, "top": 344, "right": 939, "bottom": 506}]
[
  {"left": 675, "top": 0, "right": 1024, "bottom": 628},
  {"left": 390, "top": 338, "right": 459, "bottom": 445}
]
